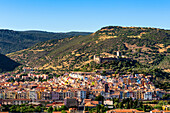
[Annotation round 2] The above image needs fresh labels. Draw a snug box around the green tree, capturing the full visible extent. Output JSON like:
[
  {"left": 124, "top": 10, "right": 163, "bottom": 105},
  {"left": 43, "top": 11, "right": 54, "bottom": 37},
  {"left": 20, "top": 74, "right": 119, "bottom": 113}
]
[
  {"left": 96, "top": 104, "right": 101, "bottom": 113},
  {"left": 125, "top": 101, "right": 130, "bottom": 109},
  {"left": 139, "top": 101, "right": 143, "bottom": 108},
  {"left": 48, "top": 106, "right": 53, "bottom": 113},
  {"left": 95, "top": 95, "right": 104, "bottom": 101},
  {"left": 134, "top": 99, "right": 138, "bottom": 108},
  {"left": 154, "top": 105, "right": 162, "bottom": 110},
  {"left": 16, "top": 106, "right": 20, "bottom": 112},
  {"left": 129, "top": 98, "right": 133, "bottom": 108},
  {"left": 85, "top": 107, "right": 88, "bottom": 111},
  {"left": 143, "top": 105, "right": 146, "bottom": 112},
  {"left": 158, "top": 101, "right": 167, "bottom": 106},
  {"left": 9, "top": 105, "right": 16, "bottom": 112},
  {"left": 119, "top": 102, "right": 123, "bottom": 108},
  {"left": 35, "top": 106, "right": 42, "bottom": 112},
  {"left": 53, "top": 107, "right": 58, "bottom": 111},
  {"left": 20, "top": 106, "right": 27, "bottom": 113},
  {"left": 114, "top": 102, "right": 118, "bottom": 108},
  {"left": 57, "top": 105, "right": 68, "bottom": 111},
  {"left": 61, "top": 110, "right": 67, "bottom": 113}
]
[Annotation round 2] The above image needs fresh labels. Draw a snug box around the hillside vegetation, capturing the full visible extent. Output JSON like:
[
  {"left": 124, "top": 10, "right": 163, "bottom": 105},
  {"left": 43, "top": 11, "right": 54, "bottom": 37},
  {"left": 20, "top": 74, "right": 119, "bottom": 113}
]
[
  {"left": 7, "top": 26, "right": 170, "bottom": 90},
  {"left": 157, "top": 55, "right": 170, "bottom": 71},
  {"left": 0, "top": 54, "right": 20, "bottom": 73},
  {"left": 0, "top": 29, "right": 91, "bottom": 54},
  {"left": 7, "top": 26, "right": 170, "bottom": 73}
]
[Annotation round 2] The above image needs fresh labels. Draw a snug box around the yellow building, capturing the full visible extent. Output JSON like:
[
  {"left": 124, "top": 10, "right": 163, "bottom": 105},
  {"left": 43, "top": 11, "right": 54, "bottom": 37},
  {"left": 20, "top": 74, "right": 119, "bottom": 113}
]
[
  {"left": 3, "top": 91, "right": 17, "bottom": 99},
  {"left": 162, "top": 105, "right": 170, "bottom": 111},
  {"left": 16, "top": 91, "right": 29, "bottom": 99},
  {"left": 37, "top": 91, "right": 42, "bottom": 100}
]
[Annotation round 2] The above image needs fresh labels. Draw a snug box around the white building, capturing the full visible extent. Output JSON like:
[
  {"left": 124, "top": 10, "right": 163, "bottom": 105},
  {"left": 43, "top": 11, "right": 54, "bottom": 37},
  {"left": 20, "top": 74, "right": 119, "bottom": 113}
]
[
  {"left": 29, "top": 90, "right": 37, "bottom": 101},
  {"left": 0, "top": 92, "right": 3, "bottom": 99},
  {"left": 77, "top": 90, "right": 86, "bottom": 99},
  {"left": 144, "top": 91, "right": 152, "bottom": 100},
  {"left": 104, "top": 100, "right": 113, "bottom": 106}
]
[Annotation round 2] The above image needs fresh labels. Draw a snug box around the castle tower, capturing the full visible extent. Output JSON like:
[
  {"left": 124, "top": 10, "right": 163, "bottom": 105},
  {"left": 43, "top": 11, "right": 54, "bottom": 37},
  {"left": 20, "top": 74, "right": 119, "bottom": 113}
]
[
  {"left": 93, "top": 55, "right": 101, "bottom": 63},
  {"left": 93, "top": 55, "right": 96, "bottom": 60},
  {"left": 117, "top": 51, "right": 121, "bottom": 57}
]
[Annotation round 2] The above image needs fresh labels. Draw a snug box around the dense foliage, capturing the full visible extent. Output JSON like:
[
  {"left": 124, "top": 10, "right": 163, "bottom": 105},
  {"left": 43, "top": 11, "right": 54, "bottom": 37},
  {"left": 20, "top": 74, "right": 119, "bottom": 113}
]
[
  {"left": 0, "top": 53, "right": 20, "bottom": 73},
  {"left": 86, "top": 97, "right": 155, "bottom": 112},
  {"left": 2, "top": 104, "right": 46, "bottom": 112},
  {"left": 51, "top": 105, "right": 68, "bottom": 112},
  {"left": 85, "top": 104, "right": 109, "bottom": 113},
  {"left": 75, "top": 59, "right": 145, "bottom": 73},
  {"left": 1, "top": 104, "right": 68, "bottom": 113},
  {"left": 8, "top": 26, "right": 170, "bottom": 72},
  {"left": 157, "top": 55, "right": 170, "bottom": 69},
  {"left": 0, "top": 29, "right": 91, "bottom": 54}
]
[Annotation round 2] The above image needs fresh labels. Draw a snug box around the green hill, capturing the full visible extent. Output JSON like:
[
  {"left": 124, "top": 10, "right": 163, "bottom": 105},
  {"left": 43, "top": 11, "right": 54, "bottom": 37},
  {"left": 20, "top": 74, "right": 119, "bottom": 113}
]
[
  {"left": 0, "top": 29, "right": 92, "bottom": 54},
  {"left": 7, "top": 26, "right": 170, "bottom": 73},
  {"left": 157, "top": 55, "right": 170, "bottom": 70},
  {"left": 6, "top": 26, "right": 170, "bottom": 90},
  {"left": 0, "top": 54, "right": 20, "bottom": 73}
]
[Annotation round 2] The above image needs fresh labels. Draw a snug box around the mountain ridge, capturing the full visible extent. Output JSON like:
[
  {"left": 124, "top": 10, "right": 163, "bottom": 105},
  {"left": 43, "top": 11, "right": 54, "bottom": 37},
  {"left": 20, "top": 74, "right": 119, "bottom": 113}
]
[
  {"left": 7, "top": 26, "right": 170, "bottom": 74},
  {"left": 0, "top": 29, "right": 92, "bottom": 54}
]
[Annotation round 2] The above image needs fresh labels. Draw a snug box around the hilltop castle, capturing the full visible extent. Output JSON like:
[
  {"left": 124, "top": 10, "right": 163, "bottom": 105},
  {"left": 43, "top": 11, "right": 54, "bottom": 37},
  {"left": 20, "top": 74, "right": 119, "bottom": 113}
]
[{"left": 93, "top": 51, "right": 123, "bottom": 63}]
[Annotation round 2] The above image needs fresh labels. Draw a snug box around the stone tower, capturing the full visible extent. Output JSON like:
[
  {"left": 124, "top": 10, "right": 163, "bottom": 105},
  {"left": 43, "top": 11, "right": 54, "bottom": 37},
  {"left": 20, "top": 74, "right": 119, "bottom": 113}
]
[
  {"left": 93, "top": 55, "right": 101, "bottom": 63},
  {"left": 117, "top": 51, "right": 121, "bottom": 57}
]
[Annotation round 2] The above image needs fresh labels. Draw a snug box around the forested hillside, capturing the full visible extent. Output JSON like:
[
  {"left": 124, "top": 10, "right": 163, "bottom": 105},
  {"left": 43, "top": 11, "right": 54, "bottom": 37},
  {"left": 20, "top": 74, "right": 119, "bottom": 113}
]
[
  {"left": 6, "top": 26, "right": 170, "bottom": 90},
  {"left": 0, "top": 29, "right": 91, "bottom": 54},
  {"left": 0, "top": 53, "right": 20, "bottom": 73},
  {"left": 7, "top": 26, "right": 170, "bottom": 73}
]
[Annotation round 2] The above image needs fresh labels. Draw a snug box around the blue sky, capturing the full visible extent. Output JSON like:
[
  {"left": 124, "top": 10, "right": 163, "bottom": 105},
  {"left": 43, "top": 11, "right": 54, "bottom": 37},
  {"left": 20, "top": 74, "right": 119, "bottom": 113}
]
[{"left": 0, "top": 0, "right": 170, "bottom": 32}]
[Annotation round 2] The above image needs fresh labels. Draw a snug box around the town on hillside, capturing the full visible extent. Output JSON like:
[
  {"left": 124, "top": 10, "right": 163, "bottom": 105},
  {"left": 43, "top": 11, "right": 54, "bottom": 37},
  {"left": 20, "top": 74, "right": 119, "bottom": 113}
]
[{"left": 0, "top": 61, "right": 169, "bottom": 113}]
